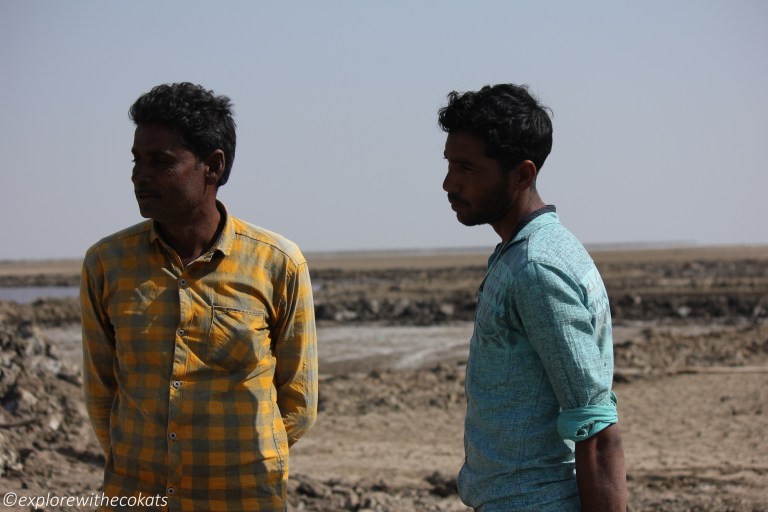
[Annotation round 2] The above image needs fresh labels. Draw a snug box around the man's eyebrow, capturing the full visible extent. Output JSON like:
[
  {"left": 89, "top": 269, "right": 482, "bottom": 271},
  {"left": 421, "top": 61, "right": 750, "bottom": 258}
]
[
  {"left": 445, "top": 155, "right": 472, "bottom": 165},
  {"left": 443, "top": 151, "right": 457, "bottom": 160},
  {"left": 131, "top": 148, "right": 175, "bottom": 156}
]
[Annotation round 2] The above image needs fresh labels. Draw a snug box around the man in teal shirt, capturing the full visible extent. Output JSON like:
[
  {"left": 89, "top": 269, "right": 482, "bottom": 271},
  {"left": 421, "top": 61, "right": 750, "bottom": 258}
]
[{"left": 439, "top": 84, "right": 627, "bottom": 511}]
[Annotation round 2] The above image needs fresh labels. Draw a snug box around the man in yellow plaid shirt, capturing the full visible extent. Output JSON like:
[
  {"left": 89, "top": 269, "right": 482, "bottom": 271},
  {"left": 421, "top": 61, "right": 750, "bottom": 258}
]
[{"left": 80, "top": 82, "right": 318, "bottom": 511}]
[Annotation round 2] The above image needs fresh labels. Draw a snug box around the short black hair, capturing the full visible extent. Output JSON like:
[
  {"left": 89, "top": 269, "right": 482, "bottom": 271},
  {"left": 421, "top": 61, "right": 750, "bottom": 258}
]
[
  {"left": 129, "top": 82, "right": 237, "bottom": 186},
  {"left": 438, "top": 84, "right": 553, "bottom": 172}
]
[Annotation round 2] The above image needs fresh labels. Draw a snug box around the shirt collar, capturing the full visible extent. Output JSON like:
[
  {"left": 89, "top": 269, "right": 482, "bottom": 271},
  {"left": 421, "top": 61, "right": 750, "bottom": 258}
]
[
  {"left": 510, "top": 204, "right": 557, "bottom": 243},
  {"left": 209, "top": 201, "right": 235, "bottom": 258}
]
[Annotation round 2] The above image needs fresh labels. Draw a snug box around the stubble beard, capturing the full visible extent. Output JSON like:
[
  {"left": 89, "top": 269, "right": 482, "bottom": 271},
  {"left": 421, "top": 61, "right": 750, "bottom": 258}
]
[
  {"left": 457, "top": 204, "right": 509, "bottom": 227},
  {"left": 457, "top": 179, "right": 515, "bottom": 227}
]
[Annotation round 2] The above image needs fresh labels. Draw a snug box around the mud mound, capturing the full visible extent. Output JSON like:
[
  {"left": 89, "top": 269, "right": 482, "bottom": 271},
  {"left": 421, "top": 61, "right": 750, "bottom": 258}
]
[
  {"left": 287, "top": 472, "right": 465, "bottom": 511},
  {"left": 318, "top": 363, "right": 466, "bottom": 416},
  {"left": 0, "top": 298, "right": 81, "bottom": 326},
  {"left": 626, "top": 469, "right": 768, "bottom": 512},
  {"left": 312, "top": 267, "right": 481, "bottom": 325},
  {"left": 0, "top": 273, "right": 79, "bottom": 288},
  {"left": 614, "top": 320, "right": 768, "bottom": 378},
  {"left": 0, "top": 321, "right": 103, "bottom": 507},
  {"left": 311, "top": 256, "right": 768, "bottom": 324}
]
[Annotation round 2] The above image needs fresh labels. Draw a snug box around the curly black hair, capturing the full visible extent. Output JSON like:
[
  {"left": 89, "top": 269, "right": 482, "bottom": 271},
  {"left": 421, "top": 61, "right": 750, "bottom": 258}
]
[
  {"left": 129, "top": 82, "right": 237, "bottom": 186},
  {"left": 438, "top": 84, "right": 552, "bottom": 172}
]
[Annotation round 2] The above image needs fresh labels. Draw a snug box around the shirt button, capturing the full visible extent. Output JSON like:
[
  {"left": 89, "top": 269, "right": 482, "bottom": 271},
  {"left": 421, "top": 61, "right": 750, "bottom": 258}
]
[
  {"left": 167, "top": 487, "right": 175, "bottom": 495},
  {"left": 177, "top": 329, "right": 184, "bottom": 336},
  {"left": 169, "top": 432, "right": 177, "bottom": 441},
  {"left": 172, "top": 380, "right": 181, "bottom": 389},
  {"left": 179, "top": 278, "right": 187, "bottom": 286}
]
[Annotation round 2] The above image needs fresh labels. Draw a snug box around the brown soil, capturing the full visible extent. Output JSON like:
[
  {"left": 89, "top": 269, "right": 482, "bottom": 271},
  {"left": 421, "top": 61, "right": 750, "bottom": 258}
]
[{"left": 1, "top": 246, "right": 767, "bottom": 511}]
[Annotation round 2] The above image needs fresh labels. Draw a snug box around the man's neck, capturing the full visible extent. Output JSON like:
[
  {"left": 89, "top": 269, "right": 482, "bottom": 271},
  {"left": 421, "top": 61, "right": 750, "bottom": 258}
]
[
  {"left": 156, "top": 204, "right": 224, "bottom": 265},
  {"left": 492, "top": 192, "right": 546, "bottom": 244}
]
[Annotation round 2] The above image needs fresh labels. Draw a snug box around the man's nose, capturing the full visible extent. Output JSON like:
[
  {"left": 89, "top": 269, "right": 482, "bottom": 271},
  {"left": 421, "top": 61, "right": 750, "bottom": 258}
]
[
  {"left": 131, "top": 163, "right": 148, "bottom": 185},
  {"left": 443, "top": 169, "right": 458, "bottom": 193}
]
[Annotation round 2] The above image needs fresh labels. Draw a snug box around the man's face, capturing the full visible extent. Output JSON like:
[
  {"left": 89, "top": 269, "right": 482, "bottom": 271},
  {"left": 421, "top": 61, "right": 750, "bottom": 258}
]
[
  {"left": 131, "top": 123, "right": 211, "bottom": 224},
  {"left": 442, "top": 131, "right": 515, "bottom": 228}
]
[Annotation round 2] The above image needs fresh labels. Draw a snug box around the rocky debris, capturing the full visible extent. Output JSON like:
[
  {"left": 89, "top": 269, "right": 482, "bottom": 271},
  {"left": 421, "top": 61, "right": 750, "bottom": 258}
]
[
  {"left": 0, "top": 320, "right": 102, "bottom": 486},
  {"left": 310, "top": 258, "right": 768, "bottom": 325},
  {"left": 0, "top": 273, "right": 79, "bottom": 288},
  {"left": 311, "top": 266, "right": 482, "bottom": 326},
  {"left": 601, "top": 258, "right": 768, "bottom": 321},
  {"left": 610, "top": 292, "right": 767, "bottom": 321},
  {"left": 613, "top": 319, "right": 768, "bottom": 377},
  {"left": 287, "top": 472, "right": 464, "bottom": 511},
  {"left": 0, "top": 298, "right": 81, "bottom": 326},
  {"left": 314, "top": 296, "right": 477, "bottom": 325},
  {"left": 425, "top": 471, "right": 460, "bottom": 498},
  {"left": 626, "top": 471, "right": 768, "bottom": 512}
]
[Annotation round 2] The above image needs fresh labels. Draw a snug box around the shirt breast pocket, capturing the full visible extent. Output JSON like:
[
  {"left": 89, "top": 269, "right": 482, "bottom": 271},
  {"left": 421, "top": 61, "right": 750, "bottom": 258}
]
[
  {"left": 208, "top": 306, "right": 271, "bottom": 371},
  {"left": 469, "top": 300, "right": 512, "bottom": 389}
]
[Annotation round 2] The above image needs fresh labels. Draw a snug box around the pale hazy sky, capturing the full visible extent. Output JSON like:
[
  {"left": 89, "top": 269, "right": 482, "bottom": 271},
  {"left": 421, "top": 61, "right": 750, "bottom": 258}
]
[{"left": 1, "top": 1, "right": 766, "bottom": 260}]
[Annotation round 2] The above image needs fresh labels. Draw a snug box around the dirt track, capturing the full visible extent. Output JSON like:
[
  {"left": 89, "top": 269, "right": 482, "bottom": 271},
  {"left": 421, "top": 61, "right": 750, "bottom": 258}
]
[{"left": 1, "top": 246, "right": 767, "bottom": 511}]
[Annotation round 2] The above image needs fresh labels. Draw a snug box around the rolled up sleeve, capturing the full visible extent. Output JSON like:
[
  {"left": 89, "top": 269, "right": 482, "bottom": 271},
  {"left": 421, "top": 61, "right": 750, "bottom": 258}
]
[
  {"left": 512, "top": 262, "right": 617, "bottom": 441},
  {"left": 558, "top": 391, "right": 618, "bottom": 441}
]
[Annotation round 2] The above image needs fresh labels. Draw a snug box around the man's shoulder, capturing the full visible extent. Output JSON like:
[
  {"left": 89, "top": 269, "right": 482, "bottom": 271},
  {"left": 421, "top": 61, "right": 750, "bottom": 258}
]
[
  {"left": 84, "top": 220, "right": 152, "bottom": 260},
  {"left": 503, "top": 215, "right": 591, "bottom": 275},
  {"left": 230, "top": 216, "right": 306, "bottom": 266},
  {"left": 518, "top": 217, "right": 599, "bottom": 293},
  {"left": 527, "top": 217, "right": 585, "bottom": 258}
]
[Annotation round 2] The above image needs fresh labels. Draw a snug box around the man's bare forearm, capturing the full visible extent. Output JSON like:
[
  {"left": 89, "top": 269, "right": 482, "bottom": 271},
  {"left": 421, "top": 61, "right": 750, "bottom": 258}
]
[{"left": 575, "top": 422, "right": 627, "bottom": 511}]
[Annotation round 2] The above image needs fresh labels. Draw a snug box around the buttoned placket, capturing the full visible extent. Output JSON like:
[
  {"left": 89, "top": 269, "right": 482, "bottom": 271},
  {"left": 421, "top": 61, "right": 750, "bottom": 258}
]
[{"left": 166, "top": 268, "right": 190, "bottom": 510}]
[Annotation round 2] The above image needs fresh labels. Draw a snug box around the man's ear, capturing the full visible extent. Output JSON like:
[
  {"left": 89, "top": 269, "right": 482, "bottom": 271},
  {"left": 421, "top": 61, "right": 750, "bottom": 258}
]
[
  {"left": 513, "top": 160, "right": 538, "bottom": 190},
  {"left": 203, "top": 149, "right": 226, "bottom": 185}
]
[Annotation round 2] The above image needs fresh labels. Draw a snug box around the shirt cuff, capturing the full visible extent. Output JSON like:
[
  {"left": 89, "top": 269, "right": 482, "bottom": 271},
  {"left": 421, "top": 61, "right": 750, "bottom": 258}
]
[{"left": 557, "top": 391, "right": 618, "bottom": 442}]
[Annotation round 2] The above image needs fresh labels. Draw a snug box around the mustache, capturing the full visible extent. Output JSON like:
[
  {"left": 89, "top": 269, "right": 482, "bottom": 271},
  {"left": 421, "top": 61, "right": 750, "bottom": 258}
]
[
  {"left": 447, "top": 193, "right": 467, "bottom": 205},
  {"left": 134, "top": 187, "right": 158, "bottom": 196}
]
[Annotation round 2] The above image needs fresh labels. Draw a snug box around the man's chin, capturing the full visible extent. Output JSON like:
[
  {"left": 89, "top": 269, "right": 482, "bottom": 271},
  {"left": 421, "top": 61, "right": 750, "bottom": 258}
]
[
  {"left": 457, "top": 213, "right": 483, "bottom": 227},
  {"left": 136, "top": 206, "right": 157, "bottom": 220},
  {"left": 456, "top": 215, "right": 483, "bottom": 226}
]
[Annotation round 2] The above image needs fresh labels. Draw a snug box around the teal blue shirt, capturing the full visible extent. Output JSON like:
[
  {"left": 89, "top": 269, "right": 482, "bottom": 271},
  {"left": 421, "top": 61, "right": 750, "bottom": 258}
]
[{"left": 458, "top": 209, "right": 618, "bottom": 511}]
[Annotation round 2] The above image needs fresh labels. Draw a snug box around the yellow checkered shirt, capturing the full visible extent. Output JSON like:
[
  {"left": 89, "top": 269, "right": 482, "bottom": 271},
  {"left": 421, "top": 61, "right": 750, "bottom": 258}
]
[{"left": 80, "top": 204, "right": 317, "bottom": 511}]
